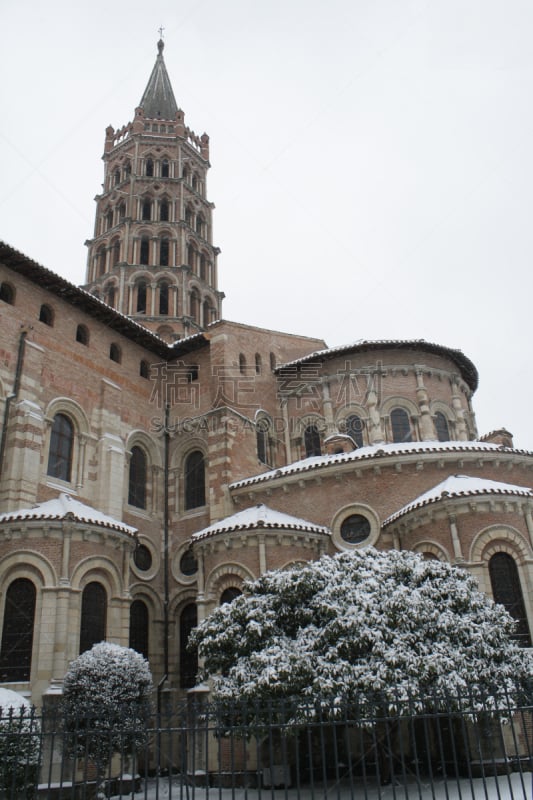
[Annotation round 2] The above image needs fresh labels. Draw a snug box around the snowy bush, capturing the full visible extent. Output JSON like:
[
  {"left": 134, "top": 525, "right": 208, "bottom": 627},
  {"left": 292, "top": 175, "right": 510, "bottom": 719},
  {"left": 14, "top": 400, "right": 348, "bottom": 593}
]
[
  {"left": 62, "top": 642, "right": 153, "bottom": 780},
  {"left": 0, "top": 688, "right": 41, "bottom": 798},
  {"left": 191, "top": 548, "right": 533, "bottom": 714}
]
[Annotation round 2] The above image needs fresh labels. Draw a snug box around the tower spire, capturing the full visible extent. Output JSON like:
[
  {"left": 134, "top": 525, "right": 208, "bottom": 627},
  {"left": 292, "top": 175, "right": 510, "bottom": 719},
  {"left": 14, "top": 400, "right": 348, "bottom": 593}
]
[{"left": 139, "top": 39, "right": 178, "bottom": 120}]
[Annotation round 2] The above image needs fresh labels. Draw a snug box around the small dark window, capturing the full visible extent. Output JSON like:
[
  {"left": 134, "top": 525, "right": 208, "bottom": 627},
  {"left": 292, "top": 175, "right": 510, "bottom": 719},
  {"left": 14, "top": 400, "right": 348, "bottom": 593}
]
[
  {"left": 160, "top": 239, "right": 169, "bottom": 267},
  {"left": 140, "top": 360, "right": 150, "bottom": 379},
  {"left": 161, "top": 159, "right": 169, "bottom": 178},
  {"left": 200, "top": 255, "right": 207, "bottom": 281},
  {"left": 190, "top": 289, "right": 199, "bottom": 323},
  {"left": 304, "top": 424, "right": 321, "bottom": 457},
  {"left": 129, "top": 599, "right": 149, "bottom": 658},
  {"left": 111, "top": 238, "right": 120, "bottom": 266},
  {"left": 196, "top": 215, "right": 205, "bottom": 236},
  {"left": 257, "top": 417, "right": 270, "bottom": 465},
  {"left": 435, "top": 412, "right": 450, "bottom": 442},
  {"left": 239, "top": 353, "right": 246, "bottom": 375},
  {"left": 185, "top": 450, "right": 205, "bottom": 510},
  {"left": 142, "top": 199, "right": 152, "bottom": 221},
  {"left": 391, "top": 408, "right": 413, "bottom": 443},
  {"left": 192, "top": 174, "right": 198, "bottom": 191},
  {"left": 110, "top": 342, "right": 121, "bottom": 363},
  {"left": 180, "top": 550, "right": 198, "bottom": 576},
  {"left": 79, "top": 582, "right": 107, "bottom": 654},
  {"left": 106, "top": 210, "right": 113, "bottom": 230},
  {"left": 0, "top": 282, "right": 14, "bottom": 304},
  {"left": 39, "top": 304, "right": 54, "bottom": 326},
  {"left": 270, "top": 352, "right": 276, "bottom": 371},
  {"left": 179, "top": 604, "right": 198, "bottom": 688},
  {"left": 134, "top": 544, "right": 152, "bottom": 572},
  {"left": 129, "top": 445, "right": 147, "bottom": 508},
  {"left": 255, "top": 353, "right": 262, "bottom": 374},
  {"left": 160, "top": 199, "right": 169, "bottom": 221},
  {"left": 107, "top": 286, "right": 116, "bottom": 308},
  {"left": 47, "top": 413, "right": 74, "bottom": 481},
  {"left": 140, "top": 237, "right": 149, "bottom": 266},
  {"left": 159, "top": 281, "right": 169, "bottom": 314},
  {"left": 185, "top": 207, "right": 193, "bottom": 226},
  {"left": 76, "top": 324, "right": 89, "bottom": 345},
  {"left": 340, "top": 514, "right": 371, "bottom": 544},
  {"left": 137, "top": 281, "right": 147, "bottom": 313},
  {"left": 145, "top": 158, "right": 154, "bottom": 177},
  {"left": 0, "top": 578, "right": 36, "bottom": 681},
  {"left": 118, "top": 202, "right": 126, "bottom": 220},
  {"left": 346, "top": 414, "right": 364, "bottom": 448},
  {"left": 114, "top": 168, "right": 120, "bottom": 185},
  {"left": 98, "top": 247, "right": 106, "bottom": 276},
  {"left": 489, "top": 553, "right": 531, "bottom": 647},
  {"left": 221, "top": 587, "right": 242, "bottom": 605}
]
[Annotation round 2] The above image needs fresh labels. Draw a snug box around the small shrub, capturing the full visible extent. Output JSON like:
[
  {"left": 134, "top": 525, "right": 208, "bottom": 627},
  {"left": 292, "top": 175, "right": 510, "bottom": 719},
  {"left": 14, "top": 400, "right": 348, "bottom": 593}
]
[{"left": 0, "top": 688, "right": 41, "bottom": 799}]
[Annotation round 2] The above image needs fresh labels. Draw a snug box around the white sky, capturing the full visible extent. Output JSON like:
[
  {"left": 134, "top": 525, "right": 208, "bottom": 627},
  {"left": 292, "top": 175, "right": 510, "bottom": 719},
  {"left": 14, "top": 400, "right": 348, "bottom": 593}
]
[{"left": 1, "top": 1, "right": 533, "bottom": 450}]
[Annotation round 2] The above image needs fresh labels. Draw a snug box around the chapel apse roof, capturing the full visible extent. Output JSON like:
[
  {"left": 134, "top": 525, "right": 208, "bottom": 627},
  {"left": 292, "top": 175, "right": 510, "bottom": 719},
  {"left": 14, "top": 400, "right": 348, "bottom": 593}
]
[
  {"left": 0, "top": 493, "right": 137, "bottom": 536},
  {"left": 230, "top": 440, "right": 533, "bottom": 490},
  {"left": 192, "top": 503, "right": 330, "bottom": 541},
  {"left": 383, "top": 474, "right": 533, "bottom": 526},
  {"left": 276, "top": 339, "right": 479, "bottom": 392}
]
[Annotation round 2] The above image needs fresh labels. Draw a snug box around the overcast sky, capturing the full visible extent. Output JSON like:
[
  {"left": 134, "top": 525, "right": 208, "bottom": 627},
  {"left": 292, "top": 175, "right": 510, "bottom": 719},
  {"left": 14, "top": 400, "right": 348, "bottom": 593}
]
[{"left": 1, "top": 1, "right": 533, "bottom": 449}]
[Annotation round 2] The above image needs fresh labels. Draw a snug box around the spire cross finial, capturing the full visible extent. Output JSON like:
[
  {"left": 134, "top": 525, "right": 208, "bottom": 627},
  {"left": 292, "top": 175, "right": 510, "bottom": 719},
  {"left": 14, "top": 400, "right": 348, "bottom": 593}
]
[{"left": 158, "top": 25, "right": 165, "bottom": 39}]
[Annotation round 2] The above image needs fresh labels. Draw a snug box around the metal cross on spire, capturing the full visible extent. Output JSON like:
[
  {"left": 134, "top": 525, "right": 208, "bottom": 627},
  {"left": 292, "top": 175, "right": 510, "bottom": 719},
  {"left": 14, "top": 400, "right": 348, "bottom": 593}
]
[{"left": 158, "top": 25, "right": 165, "bottom": 39}]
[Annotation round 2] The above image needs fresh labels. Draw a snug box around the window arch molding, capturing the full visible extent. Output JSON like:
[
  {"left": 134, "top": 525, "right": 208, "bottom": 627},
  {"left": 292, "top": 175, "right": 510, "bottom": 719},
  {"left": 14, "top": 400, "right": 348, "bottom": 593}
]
[
  {"left": 336, "top": 405, "right": 369, "bottom": 446},
  {"left": 298, "top": 414, "right": 326, "bottom": 458},
  {"left": 430, "top": 401, "right": 456, "bottom": 439},
  {"left": 381, "top": 398, "right": 419, "bottom": 443},
  {"left": 204, "top": 562, "right": 255, "bottom": 604},
  {"left": 330, "top": 503, "right": 380, "bottom": 552},
  {"left": 469, "top": 525, "right": 531, "bottom": 565},
  {"left": 0, "top": 282, "right": 15, "bottom": 304},
  {"left": 183, "top": 448, "right": 206, "bottom": 511},
  {"left": 412, "top": 541, "right": 450, "bottom": 562},
  {"left": 70, "top": 558, "right": 124, "bottom": 599}
]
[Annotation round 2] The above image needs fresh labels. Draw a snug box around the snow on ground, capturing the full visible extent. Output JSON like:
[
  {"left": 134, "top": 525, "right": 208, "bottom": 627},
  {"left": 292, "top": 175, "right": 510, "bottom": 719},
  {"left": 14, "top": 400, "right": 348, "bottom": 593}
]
[
  {"left": 0, "top": 687, "right": 30, "bottom": 710},
  {"left": 113, "top": 772, "right": 532, "bottom": 800}
]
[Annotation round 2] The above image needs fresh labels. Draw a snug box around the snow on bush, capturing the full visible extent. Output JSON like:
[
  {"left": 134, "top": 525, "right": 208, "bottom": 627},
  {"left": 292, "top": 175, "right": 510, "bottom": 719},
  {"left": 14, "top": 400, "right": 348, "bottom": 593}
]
[
  {"left": 0, "top": 688, "right": 41, "bottom": 797},
  {"left": 191, "top": 548, "right": 533, "bottom": 712},
  {"left": 62, "top": 642, "right": 153, "bottom": 770}
]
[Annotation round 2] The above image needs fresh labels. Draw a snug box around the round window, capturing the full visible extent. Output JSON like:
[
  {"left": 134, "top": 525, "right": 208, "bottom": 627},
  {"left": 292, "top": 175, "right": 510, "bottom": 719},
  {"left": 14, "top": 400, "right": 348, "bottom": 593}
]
[
  {"left": 133, "top": 544, "right": 153, "bottom": 571},
  {"left": 340, "top": 514, "right": 371, "bottom": 544},
  {"left": 180, "top": 549, "right": 198, "bottom": 576}
]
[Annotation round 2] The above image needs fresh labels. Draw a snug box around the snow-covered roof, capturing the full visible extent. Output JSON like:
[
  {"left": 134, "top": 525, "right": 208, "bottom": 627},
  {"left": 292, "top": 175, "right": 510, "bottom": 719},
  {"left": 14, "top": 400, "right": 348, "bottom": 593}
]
[
  {"left": 275, "top": 339, "right": 479, "bottom": 391},
  {"left": 0, "top": 493, "right": 137, "bottom": 536},
  {"left": 383, "top": 474, "right": 533, "bottom": 526},
  {"left": 192, "top": 503, "right": 330, "bottom": 541},
  {"left": 230, "top": 440, "right": 531, "bottom": 490}
]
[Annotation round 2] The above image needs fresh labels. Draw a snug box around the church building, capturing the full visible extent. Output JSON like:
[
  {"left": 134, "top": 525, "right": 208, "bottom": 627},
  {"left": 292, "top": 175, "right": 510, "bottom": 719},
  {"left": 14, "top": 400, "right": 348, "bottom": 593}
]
[{"left": 0, "top": 40, "right": 532, "bottom": 708}]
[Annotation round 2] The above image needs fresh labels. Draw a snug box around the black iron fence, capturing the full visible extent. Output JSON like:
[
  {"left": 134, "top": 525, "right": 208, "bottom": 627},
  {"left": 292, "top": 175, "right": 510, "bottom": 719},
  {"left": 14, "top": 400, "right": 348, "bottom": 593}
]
[{"left": 1, "top": 688, "right": 532, "bottom": 799}]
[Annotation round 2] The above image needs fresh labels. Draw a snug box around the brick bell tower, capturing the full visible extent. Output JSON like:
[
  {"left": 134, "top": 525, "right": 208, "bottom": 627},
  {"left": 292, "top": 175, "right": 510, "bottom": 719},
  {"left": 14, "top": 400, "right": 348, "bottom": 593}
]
[{"left": 84, "top": 38, "right": 223, "bottom": 340}]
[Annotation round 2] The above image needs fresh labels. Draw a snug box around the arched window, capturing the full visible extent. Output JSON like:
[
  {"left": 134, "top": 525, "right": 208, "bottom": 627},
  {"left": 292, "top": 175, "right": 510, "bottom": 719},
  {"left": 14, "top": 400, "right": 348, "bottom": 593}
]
[
  {"left": 257, "top": 417, "right": 271, "bottom": 465},
  {"left": 106, "top": 209, "right": 113, "bottom": 230},
  {"left": 97, "top": 246, "right": 106, "bottom": 276},
  {"left": 179, "top": 604, "right": 198, "bottom": 688},
  {"left": 435, "top": 412, "right": 450, "bottom": 442},
  {"left": 160, "top": 238, "right": 169, "bottom": 267},
  {"left": 111, "top": 238, "right": 120, "bottom": 267},
  {"left": 142, "top": 199, "right": 152, "bottom": 221},
  {"left": 159, "top": 282, "right": 169, "bottom": 315},
  {"left": 192, "top": 174, "right": 198, "bottom": 191},
  {"left": 489, "top": 553, "right": 531, "bottom": 647},
  {"left": 182, "top": 165, "right": 189, "bottom": 182},
  {"left": 187, "top": 243, "right": 196, "bottom": 270},
  {"left": 106, "top": 285, "right": 116, "bottom": 308},
  {"left": 161, "top": 159, "right": 169, "bottom": 178},
  {"left": 0, "top": 578, "right": 36, "bottom": 681},
  {"left": 346, "top": 414, "right": 364, "bottom": 448},
  {"left": 221, "top": 587, "right": 242, "bottom": 605},
  {"left": 137, "top": 281, "right": 147, "bottom": 313},
  {"left": 128, "top": 445, "right": 147, "bottom": 509},
  {"left": 199, "top": 255, "right": 207, "bottom": 281},
  {"left": 239, "top": 353, "right": 246, "bottom": 375},
  {"left": 113, "top": 168, "right": 120, "bottom": 186},
  {"left": 39, "top": 304, "right": 54, "bottom": 326},
  {"left": 0, "top": 282, "right": 15, "bottom": 304},
  {"left": 145, "top": 158, "right": 154, "bottom": 177},
  {"left": 140, "top": 237, "right": 150, "bottom": 266},
  {"left": 47, "top": 413, "right": 74, "bottom": 481},
  {"left": 79, "top": 582, "right": 107, "bottom": 654},
  {"left": 202, "top": 299, "right": 210, "bottom": 326},
  {"left": 160, "top": 199, "right": 169, "bottom": 222},
  {"left": 109, "top": 342, "right": 121, "bottom": 363},
  {"left": 129, "top": 599, "right": 149, "bottom": 658},
  {"left": 196, "top": 214, "right": 205, "bottom": 237},
  {"left": 118, "top": 202, "right": 126, "bottom": 220},
  {"left": 190, "top": 289, "right": 200, "bottom": 323},
  {"left": 390, "top": 408, "right": 413, "bottom": 443},
  {"left": 304, "top": 424, "right": 321, "bottom": 457},
  {"left": 270, "top": 352, "right": 276, "bottom": 371},
  {"left": 140, "top": 360, "right": 150, "bottom": 379},
  {"left": 76, "top": 324, "right": 89, "bottom": 346},
  {"left": 185, "top": 450, "right": 205, "bottom": 510},
  {"left": 255, "top": 353, "right": 262, "bottom": 374},
  {"left": 185, "top": 206, "right": 193, "bottom": 226}
]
